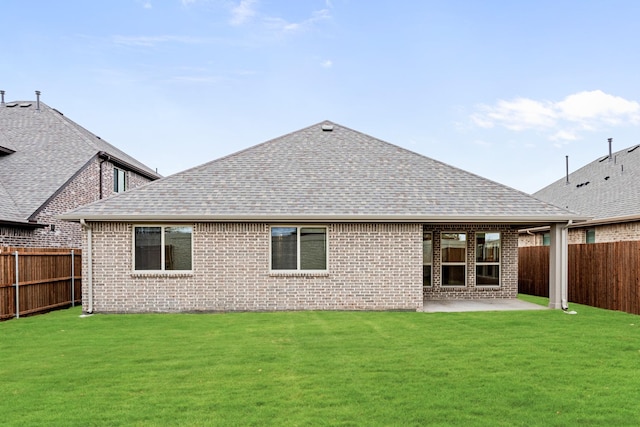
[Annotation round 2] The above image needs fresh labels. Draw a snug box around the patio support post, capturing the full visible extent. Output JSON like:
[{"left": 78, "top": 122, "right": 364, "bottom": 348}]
[
  {"left": 14, "top": 251, "right": 19, "bottom": 318},
  {"left": 548, "top": 223, "right": 568, "bottom": 309},
  {"left": 71, "top": 249, "right": 75, "bottom": 308}
]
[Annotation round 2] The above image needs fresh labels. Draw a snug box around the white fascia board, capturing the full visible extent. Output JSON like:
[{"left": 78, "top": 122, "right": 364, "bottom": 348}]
[{"left": 58, "top": 213, "right": 589, "bottom": 224}]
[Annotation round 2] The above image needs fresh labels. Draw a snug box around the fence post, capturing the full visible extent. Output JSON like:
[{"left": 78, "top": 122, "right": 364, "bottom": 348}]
[
  {"left": 14, "top": 251, "right": 19, "bottom": 319},
  {"left": 71, "top": 249, "right": 75, "bottom": 307}
]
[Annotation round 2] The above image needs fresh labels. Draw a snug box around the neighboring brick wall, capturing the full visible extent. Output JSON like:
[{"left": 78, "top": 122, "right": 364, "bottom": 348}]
[
  {"left": 1, "top": 158, "right": 155, "bottom": 248},
  {"left": 583, "top": 221, "right": 640, "bottom": 243},
  {"left": 84, "top": 222, "right": 424, "bottom": 313},
  {"left": 519, "top": 221, "right": 640, "bottom": 247},
  {"left": 0, "top": 226, "right": 36, "bottom": 247},
  {"left": 424, "top": 224, "right": 519, "bottom": 300},
  {"left": 518, "top": 233, "right": 538, "bottom": 247}
]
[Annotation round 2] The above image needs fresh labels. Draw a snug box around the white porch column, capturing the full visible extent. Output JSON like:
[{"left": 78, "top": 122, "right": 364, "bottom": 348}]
[{"left": 548, "top": 223, "right": 568, "bottom": 309}]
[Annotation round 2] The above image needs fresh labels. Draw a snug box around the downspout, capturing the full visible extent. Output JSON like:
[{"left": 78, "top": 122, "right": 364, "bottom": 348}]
[
  {"left": 561, "top": 220, "right": 573, "bottom": 311},
  {"left": 80, "top": 219, "right": 93, "bottom": 314}
]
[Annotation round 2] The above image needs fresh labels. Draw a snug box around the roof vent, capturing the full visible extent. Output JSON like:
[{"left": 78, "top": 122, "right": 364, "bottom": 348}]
[
  {"left": 35, "top": 90, "right": 41, "bottom": 111},
  {"left": 0, "top": 90, "right": 4, "bottom": 106},
  {"left": 19, "top": 103, "right": 32, "bottom": 108},
  {"left": 6, "top": 102, "right": 17, "bottom": 108},
  {"left": 604, "top": 176, "right": 610, "bottom": 180},
  {"left": 322, "top": 124, "right": 334, "bottom": 132},
  {"left": 628, "top": 145, "right": 640, "bottom": 153}
]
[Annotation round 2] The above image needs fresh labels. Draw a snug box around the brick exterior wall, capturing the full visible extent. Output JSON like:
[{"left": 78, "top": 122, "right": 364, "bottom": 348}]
[
  {"left": 423, "top": 224, "right": 519, "bottom": 300},
  {"left": 82, "top": 221, "right": 520, "bottom": 314},
  {"left": 0, "top": 158, "right": 154, "bottom": 248},
  {"left": 519, "top": 220, "right": 640, "bottom": 247}
]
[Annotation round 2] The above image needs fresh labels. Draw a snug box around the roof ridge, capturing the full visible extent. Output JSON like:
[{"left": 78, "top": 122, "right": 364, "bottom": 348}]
[
  {"left": 41, "top": 102, "right": 159, "bottom": 177},
  {"left": 333, "top": 121, "right": 562, "bottom": 209},
  {"left": 138, "top": 120, "right": 334, "bottom": 183}
]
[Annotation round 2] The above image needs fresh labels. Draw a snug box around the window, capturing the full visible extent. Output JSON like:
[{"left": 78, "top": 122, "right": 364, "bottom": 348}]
[
  {"left": 586, "top": 229, "right": 596, "bottom": 244},
  {"left": 476, "top": 232, "right": 500, "bottom": 286},
  {"left": 271, "top": 226, "right": 327, "bottom": 271},
  {"left": 441, "top": 233, "right": 466, "bottom": 286},
  {"left": 542, "top": 232, "right": 550, "bottom": 246},
  {"left": 423, "top": 231, "right": 432, "bottom": 287},
  {"left": 114, "top": 168, "right": 127, "bottom": 193},
  {"left": 134, "top": 226, "right": 192, "bottom": 271}
]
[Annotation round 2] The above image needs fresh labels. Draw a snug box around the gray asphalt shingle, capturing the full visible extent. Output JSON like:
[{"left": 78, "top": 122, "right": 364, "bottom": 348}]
[
  {"left": 0, "top": 100, "right": 160, "bottom": 223},
  {"left": 62, "top": 121, "right": 577, "bottom": 223},
  {"left": 534, "top": 145, "right": 640, "bottom": 220}
]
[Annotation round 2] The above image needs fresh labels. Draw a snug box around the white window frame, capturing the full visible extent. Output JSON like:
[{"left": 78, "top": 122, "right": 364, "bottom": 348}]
[
  {"left": 423, "top": 230, "right": 433, "bottom": 287},
  {"left": 475, "top": 231, "right": 501, "bottom": 287},
  {"left": 585, "top": 228, "right": 596, "bottom": 244},
  {"left": 269, "top": 225, "right": 329, "bottom": 273},
  {"left": 132, "top": 225, "right": 194, "bottom": 273},
  {"left": 440, "top": 232, "right": 467, "bottom": 287},
  {"left": 114, "top": 167, "right": 127, "bottom": 193}
]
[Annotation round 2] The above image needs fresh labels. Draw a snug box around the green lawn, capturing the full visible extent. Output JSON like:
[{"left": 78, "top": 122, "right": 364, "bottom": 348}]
[{"left": 2, "top": 296, "right": 640, "bottom": 426}]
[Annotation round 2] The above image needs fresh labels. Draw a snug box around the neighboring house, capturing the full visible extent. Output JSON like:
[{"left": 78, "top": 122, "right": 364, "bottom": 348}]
[
  {"left": 0, "top": 91, "right": 161, "bottom": 248},
  {"left": 520, "top": 142, "right": 640, "bottom": 247},
  {"left": 61, "top": 121, "right": 581, "bottom": 313}
]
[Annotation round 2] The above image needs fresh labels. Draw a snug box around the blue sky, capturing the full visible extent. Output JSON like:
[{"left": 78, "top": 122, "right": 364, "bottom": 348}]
[{"left": 3, "top": 0, "right": 640, "bottom": 193}]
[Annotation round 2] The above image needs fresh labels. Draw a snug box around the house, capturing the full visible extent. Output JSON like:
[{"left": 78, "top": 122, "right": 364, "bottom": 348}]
[
  {"left": 520, "top": 141, "right": 640, "bottom": 247},
  {"left": 0, "top": 91, "right": 161, "bottom": 248},
  {"left": 61, "top": 121, "right": 582, "bottom": 313}
]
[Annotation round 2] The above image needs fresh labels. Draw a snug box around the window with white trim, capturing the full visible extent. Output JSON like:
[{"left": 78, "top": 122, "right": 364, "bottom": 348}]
[
  {"left": 441, "top": 232, "right": 466, "bottom": 286},
  {"left": 586, "top": 228, "right": 596, "bottom": 244},
  {"left": 271, "top": 226, "right": 327, "bottom": 271},
  {"left": 114, "top": 167, "right": 127, "bottom": 193},
  {"left": 423, "top": 231, "right": 432, "bottom": 287},
  {"left": 476, "top": 232, "right": 500, "bottom": 286},
  {"left": 134, "top": 226, "right": 193, "bottom": 271}
]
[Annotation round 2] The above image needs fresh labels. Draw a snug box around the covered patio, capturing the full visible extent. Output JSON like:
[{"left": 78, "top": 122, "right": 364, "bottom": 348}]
[{"left": 420, "top": 298, "right": 548, "bottom": 313}]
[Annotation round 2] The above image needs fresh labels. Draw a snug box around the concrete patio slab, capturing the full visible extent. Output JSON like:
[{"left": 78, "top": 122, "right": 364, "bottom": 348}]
[{"left": 419, "top": 299, "right": 548, "bottom": 313}]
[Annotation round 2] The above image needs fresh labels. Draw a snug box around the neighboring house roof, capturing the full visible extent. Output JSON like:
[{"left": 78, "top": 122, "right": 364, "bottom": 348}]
[
  {"left": 534, "top": 144, "right": 640, "bottom": 222},
  {"left": 61, "top": 121, "right": 582, "bottom": 224},
  {"left": 0, "top": 99, "right": 161, "bottom": 226}
]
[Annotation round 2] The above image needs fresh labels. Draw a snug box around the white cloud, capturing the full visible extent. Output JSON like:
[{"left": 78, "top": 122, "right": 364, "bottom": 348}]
[
  {"left": 556, "top": 90, "right": 640, "bottom": 124},
  {"left": 321, "top": 59, "right": 333, "bottom": 68},
  {"left": 263, "top": 8, "right": 331, "bottom": 33},
  {"left": 230, "top": 0, "right": 258, "bottom": 26},
  {"left": 473, "top": 98, "right": 556, "bottom": 131},
  {"left": 471, "top": 90, "right": 640, "bottom": 141},
  {"left": 549, "top": 130, "right": 579, "bottom": 141}
]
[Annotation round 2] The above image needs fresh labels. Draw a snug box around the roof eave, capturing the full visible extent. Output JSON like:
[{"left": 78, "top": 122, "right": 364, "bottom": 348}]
[
  {"left": 58, "top": 213, "right": 589, "bottom": 224},
  {"left": 98, "top": 151, "right": 161, "bottom": 181},
  {"left": 0, "top": 219, "right": 47, "bottom": 229}
]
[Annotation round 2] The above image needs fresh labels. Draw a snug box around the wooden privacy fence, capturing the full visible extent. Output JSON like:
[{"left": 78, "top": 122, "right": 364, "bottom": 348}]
[
  {"left": 519, "top": 241, "right": 640, "bottom": 315},
  {"left": 0, "top": 247, "right": 81, "bottom": 320}
]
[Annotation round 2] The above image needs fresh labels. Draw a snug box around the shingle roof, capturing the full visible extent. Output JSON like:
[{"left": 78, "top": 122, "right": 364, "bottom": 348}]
[
  {"left": 0, "top": 100, "right": 160, "bottom": 224},
  {"left": 61, "top": 121, "right": 580, "bottom": 224},
  {"left": 534, "top": 145, "right": 640, "bottom": 220}
]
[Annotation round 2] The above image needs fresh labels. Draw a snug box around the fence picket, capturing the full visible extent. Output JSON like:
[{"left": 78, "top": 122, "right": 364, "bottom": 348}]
[
  {"left": 519, "top": 241, "right": 640, "bottom": 315},
  {"left": 0, "top": 247, "right": 82, "bottom": 320}
]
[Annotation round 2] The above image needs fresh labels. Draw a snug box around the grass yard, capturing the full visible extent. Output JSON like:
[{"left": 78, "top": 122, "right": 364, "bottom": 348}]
[{"left": 2, "top": 296, "right": 640, "bottom": 426}]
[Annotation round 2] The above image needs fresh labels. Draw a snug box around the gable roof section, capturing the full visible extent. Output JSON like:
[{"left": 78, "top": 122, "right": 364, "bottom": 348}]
[
  {"left": 0, "top": 180, "right": 32, "bottom": 226},
  {"left": 61, "top": 121, "right": 581, "bottom": 224},
  {"left": 0, "top": 129, "right": 15, "bottom": 155},
  {"left": 0, "top": 100, "right": 161, "bottom": 223},
  {"left": 534, "top": 145, "right": 640, "bottom": 221}
]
